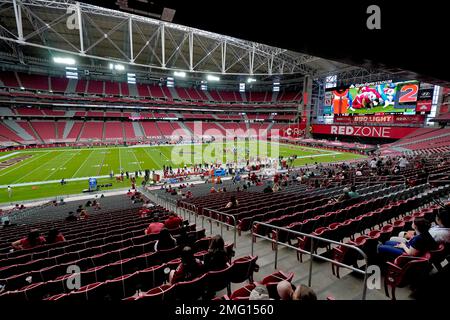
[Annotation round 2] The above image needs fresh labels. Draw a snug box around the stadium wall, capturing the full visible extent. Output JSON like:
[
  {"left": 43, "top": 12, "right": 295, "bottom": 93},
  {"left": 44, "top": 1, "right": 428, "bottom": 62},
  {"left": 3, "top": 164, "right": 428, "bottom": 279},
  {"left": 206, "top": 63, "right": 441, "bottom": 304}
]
[{"left": 311, "top": 124, "right": 418, "bottom": 139}]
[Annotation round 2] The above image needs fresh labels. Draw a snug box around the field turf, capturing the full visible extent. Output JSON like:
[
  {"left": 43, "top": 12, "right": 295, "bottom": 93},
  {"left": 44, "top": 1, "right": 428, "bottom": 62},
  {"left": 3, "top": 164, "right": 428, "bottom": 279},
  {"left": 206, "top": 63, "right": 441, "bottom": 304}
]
[{"left": 0, "top": 141, "right": 365, "bottom": 204}]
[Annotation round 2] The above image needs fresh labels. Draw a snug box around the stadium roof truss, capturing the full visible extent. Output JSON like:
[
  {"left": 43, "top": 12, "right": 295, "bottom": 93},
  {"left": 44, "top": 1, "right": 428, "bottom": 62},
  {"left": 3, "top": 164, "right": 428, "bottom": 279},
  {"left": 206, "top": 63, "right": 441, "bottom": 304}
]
[{"left": 0, "top": 0, "right": 393, "bottom": 83}]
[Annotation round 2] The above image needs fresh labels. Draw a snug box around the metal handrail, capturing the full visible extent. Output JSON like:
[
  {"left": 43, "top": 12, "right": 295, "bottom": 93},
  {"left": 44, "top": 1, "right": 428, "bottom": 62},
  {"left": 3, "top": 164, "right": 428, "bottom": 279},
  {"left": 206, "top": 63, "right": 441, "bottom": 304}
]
[
  {"left": 427, "top": 172, "right": 450, "bottom": 185},
  {"left": 251, "top": 221, "right": 369, "bottom": 300},
  {"left": 171, "top": 199, "right": 238, "bottom": 248},
  {"left": 198, "top": 208, "right": 237, "bottom": 248}
]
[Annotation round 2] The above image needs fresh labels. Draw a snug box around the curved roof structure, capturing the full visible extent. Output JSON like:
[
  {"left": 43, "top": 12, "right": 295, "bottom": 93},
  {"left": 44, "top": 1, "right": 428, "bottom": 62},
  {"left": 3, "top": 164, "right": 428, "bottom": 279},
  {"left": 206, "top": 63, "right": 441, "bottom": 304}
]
[{"left": 0, "top": 0, "right": 394, "bottom": 86}]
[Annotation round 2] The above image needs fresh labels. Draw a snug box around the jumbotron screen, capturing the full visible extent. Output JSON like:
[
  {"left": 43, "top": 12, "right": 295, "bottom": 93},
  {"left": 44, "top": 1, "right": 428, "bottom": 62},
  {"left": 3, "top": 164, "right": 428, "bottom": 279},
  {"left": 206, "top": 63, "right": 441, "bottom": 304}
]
[{"left": 325, "top": 81, "right": 419, "bottom": 116}]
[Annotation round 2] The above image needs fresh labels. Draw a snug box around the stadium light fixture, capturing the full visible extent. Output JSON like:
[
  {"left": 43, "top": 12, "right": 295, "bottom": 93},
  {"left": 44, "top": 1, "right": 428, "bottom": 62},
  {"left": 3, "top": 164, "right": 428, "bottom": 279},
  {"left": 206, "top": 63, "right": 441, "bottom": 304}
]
[
  {"left": 115, "top": 64, "right": 125, "bottom": 71},
  {"left": 53, "top": 57, "right": 76, "bottom": 65},
  {"left": 127, "top": 73, "right": 136, "bottom": 84},
  {"left": 207, "top": 75, "right": 220, "bottom": 81},
  {"left": 166, "top": 77, "right": 174, "bottom": 87},
  {"left": 247, "top": 78, "right": 256, "bottom": 83},
  {"left": 174, "top": 71, "right": 186, "bottom": 78},
  {"left": 273, "top": 81, "right": 280, "bottom": 92},
  {"left": 109, "top": 63, "right": 125, "bottom": 71}
]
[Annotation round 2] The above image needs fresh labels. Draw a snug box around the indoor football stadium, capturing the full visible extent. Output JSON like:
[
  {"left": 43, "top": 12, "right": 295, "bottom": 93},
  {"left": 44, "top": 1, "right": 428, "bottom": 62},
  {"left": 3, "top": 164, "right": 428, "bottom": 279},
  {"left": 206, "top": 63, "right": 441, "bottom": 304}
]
[{"left": 0, "top": 0, "right": 449, "bottom": 310}]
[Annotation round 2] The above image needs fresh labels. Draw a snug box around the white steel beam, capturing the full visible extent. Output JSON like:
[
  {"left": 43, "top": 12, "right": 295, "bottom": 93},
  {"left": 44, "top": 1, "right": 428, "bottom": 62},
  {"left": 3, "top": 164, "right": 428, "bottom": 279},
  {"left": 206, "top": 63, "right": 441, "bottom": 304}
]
[
  {"left": 221, "top": 41, "right": 226, "bottom": 74},
  {"left": 76, "top": 1, "right": 84, "bottom": 54},
  {"left": 249, "top": 43, "right": 255, "bottom": 75},
  {"left": 12, "top": 0, "right": 23, "bottom": 41},
  {"left": 189, "top": 31, "right": 193, "bottom": 71},
  {"left": 161, "top": 23, "right": 165, "bottom": 68},
  {"left": 129, "top": 17, "right": 133, "bottom": 62}
]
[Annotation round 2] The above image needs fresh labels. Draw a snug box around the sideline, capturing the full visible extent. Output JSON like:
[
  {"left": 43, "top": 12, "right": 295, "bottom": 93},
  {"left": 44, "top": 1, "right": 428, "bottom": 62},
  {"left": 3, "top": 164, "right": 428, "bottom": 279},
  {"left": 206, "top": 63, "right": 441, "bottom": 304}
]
[{"left": 0, "top": 152, "right": 20, "bottom": 160}]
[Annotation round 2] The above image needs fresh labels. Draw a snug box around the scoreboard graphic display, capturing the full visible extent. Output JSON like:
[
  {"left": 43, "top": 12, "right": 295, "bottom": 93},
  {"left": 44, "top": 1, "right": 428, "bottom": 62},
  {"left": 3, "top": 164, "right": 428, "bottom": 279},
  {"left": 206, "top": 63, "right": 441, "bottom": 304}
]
[{"left": 325, "top": 81, "right": 420, "bottom": 116}]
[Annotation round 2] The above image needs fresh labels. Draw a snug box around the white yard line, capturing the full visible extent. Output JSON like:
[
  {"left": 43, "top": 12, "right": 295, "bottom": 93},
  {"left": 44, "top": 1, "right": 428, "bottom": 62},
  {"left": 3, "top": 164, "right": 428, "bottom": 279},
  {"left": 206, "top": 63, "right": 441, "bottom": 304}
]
[
  {"left": 15, "top": 152, "right": 67, "bottom": 183},
  {"left": 130, "top": 148, "right": 143, "bottom": 171},
  {"left": 0, "top": 151, "right": 51, "bottom": 177},
  {"left": 0, "top": 152, "right": 20, "bottom": 160},
  {"left": 97, "top": 152, "right": 107, "bottom": 176},
  {"left": 294, "top": 152, "right": 339, "bottom": 159},
  {"left": 43, "top": 151, "right": 81, "bottom": 181},
  {"left": 0, "top": 175, "right": 111, "bottom": 188},
  {"left": 143, "top": 146, "right": 169, "bottom": 166},
  {"left": 71, "top": 150, "right": 96, "bottom": 178},
  {"left": 118, "top": 148, "right": 123, "bottom": 171}
]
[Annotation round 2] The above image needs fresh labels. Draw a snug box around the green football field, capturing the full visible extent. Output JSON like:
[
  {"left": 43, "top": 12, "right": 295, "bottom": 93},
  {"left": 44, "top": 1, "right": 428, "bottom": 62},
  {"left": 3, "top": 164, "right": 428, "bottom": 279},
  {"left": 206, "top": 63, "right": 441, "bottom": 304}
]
[{"left": 0, "top": 141, "right": 365, "bottom": 204}]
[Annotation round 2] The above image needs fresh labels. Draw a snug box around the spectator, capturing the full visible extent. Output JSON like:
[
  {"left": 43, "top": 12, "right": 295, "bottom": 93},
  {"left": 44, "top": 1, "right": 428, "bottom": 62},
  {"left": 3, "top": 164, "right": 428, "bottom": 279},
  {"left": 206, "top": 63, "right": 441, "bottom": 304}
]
[
  {"left": 292, "top": 284, "right": 317, "bottom": 301},
  {"left": 249, "top": 286, "right": 271, "bottom": 300},
  {"left": 164, "top": 212, "right": 183, "bottom": 230},
  {"left": 272, "top": 183, "right": 281, "bottom": 193},
  {"left": 76, "top": 205, "right": 83, "bottom": 214},
  {"left": 336, "top": 188, "right": 351, "bottom": 202},
  {"left": 143, "top": 201, "right": 155, "bottom": 209},
  {"left": 1, "top": 218, "right": 16, "bottom": 229},
  {"left": 399, "top": 157, "right": 409, "bottom": 169},
  {"left": 46, "top": 229, "right": 65, "bottom": 244},
  {"left": 65, "top": 211, "right": 78, "bottom": 222},
  {"left": 263, "top": 184, "right": 273, "bottom": 193},
  {"left": 11, "top": 229, "right": 46, "bottom": 250},
  {"left": 430, "top": 209, "right": 450, "bottom": 243},
  {"left": 169, "top": 246, "right": 204, "bottom": 284},
  {"left": 139, "top": 208, "right": 150, "bottom": 218},
  {"left": 277, "top": 280, "right": 295, "bottom": 300},
  {"left": 92, "top": 200, "right": 101, "bottom": 211},
  {"left": 225, "top": 195, "right": 238, "bottom": 209},
  {"left": 348, "top": 186, "right": 360, "bottom": 198},
  {"left": 145, "top": 221, "right": 165, "bottom": 235},
  {"left": 154, "top": 228, "right": 177, "bottom": 251},
  {"left": 79, "top": 210, "right": 89, "bottom": 220},
  {"left": 397, "top": 209, "right": 450, "bottom": 244},
  {"left": 204, "top": 235, "right": 230, "bottom": 271},
  {"left": 378, "top": 217, "right": 437, "bottom": 260}
]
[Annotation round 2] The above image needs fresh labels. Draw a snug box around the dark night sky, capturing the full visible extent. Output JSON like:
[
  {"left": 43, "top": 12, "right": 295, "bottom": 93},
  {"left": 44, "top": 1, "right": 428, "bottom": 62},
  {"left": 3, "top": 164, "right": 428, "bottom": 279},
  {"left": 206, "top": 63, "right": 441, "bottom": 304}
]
[{"left": 83, "top": 0, "right": 449, "bottom": 83}]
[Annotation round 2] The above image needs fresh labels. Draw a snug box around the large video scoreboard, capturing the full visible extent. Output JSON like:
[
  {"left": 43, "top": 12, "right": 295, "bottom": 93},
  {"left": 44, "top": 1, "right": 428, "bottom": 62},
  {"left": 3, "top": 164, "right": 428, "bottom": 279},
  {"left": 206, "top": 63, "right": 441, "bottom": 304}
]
[{"left": 323, "top": 80, "right": 433, "bottom": 118}]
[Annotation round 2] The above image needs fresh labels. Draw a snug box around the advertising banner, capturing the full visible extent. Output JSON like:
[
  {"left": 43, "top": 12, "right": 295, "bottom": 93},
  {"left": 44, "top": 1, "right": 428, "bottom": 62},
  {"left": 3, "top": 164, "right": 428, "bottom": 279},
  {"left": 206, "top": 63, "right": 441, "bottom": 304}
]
[{"left": 312, "top": 124, "right": 418, "bottom": 139}]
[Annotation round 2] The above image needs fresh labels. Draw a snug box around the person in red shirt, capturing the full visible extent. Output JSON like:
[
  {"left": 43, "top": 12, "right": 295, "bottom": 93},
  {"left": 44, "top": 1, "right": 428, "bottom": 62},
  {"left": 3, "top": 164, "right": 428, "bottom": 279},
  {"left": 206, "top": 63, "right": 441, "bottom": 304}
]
[
  {"left": 164, "top": 212, "right": 183, "bottom": 230},
  {"left": 169, "top": 246, "right": 205, "bottom": 284},
  {"left": 145, "top": 222, "right": 164, "bottom": 235},
  {"left": 139, "top": 208, "right": 150, "bottom": 218},
  {"left": 46, "top": 229, "right": 66, "bottom": 244},
  {"left": 79, "top": 210, "right": 90, "bottom": 220},
  {"left": 11, "top": 229, "right": 46, "bottom": 250}
]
